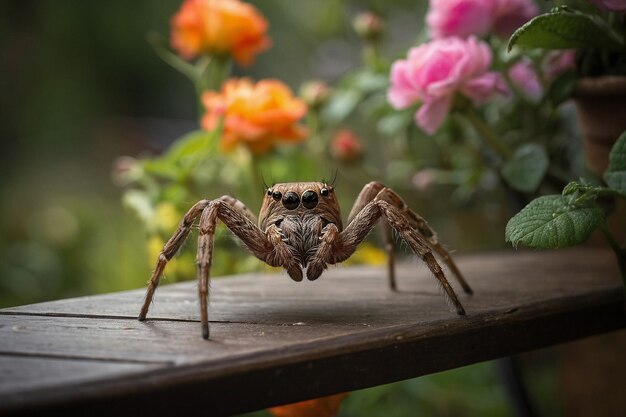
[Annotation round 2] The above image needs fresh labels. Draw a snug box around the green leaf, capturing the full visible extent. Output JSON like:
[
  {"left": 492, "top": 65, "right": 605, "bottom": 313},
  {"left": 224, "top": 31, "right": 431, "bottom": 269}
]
[
  {"left": 604, "top": 130, "right": 626, "bottom": 195},
  {"left": 166, "top": 130, "right": 215, "bottom": 160},
  {"left": 321, "top": 90, "right": 362, "bottom": 124},
  {"left": 562, "top": 181, "right": 597, "bottom": 205},
  {"left": 146, "top": 32, "right": 200, "bottom": 82},
  {"left": 142, "top": 130, "right": 215, "bottom": 179},
  {"left": 501, "top": 144, "right": 549, "bottom": 193},
  {"left": 122, "top": 189, "right": 155, "bottom": 227},
  {"left": 507, "top": 11, "right": 622, "bottom": 52},
  {"left": 377, "top": 110, "right": 413, "bottom": 136},
  {"left": 544, "top": 70, "right": 578, "bottom": 106},
  {"left": 505, "top": 195, "right": 604, "bottom": 248},
  {"left": 352, "top": 71, "right": 389, "bottom": 93}
]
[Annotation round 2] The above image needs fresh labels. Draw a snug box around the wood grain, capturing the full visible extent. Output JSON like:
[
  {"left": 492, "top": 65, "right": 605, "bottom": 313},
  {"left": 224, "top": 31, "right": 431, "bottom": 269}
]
[{"left": 0, "top": 249, "right": 624, "bottom": 416}]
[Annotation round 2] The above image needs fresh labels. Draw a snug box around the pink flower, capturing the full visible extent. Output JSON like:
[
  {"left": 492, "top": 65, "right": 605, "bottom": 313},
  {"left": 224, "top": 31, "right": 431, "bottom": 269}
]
[
  {"left": 493, "top": 0, "right": 539, "bottom": 37},
  {"left": 412, "top": 168, "right": 438, "bottom": 191},
  {"left": 589, "top": 0, "right": 626, "bottom": 13},
  {"left": 542, "top": 50, "right": 577, "bottom": 80},
  {"left": 426, "top": 0, "right": 537, "bottom": 39},
  {"left": 427, "top": 0, "right": 496, "bottom": 39},
  {"left": 508, "top": 59, "right": 543, "bottom": 101},
  {"left": 388, "top": 36, "right": 509, "bottom": 134},
  {"left": 330, "top": 129, "right": 363, "bottom": 163}
]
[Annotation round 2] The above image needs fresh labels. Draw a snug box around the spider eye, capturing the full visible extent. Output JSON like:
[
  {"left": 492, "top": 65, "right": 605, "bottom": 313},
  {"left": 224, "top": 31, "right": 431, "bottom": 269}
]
[
  {"left": 272, "top": 191, "right": 282, "bottom": 200},
  {"left": 267, "top": 189, "right": 272, "bottom": 196},
  {"left": 301, "top": 190, "right": 318, "bottom": 209},
  {"left": 282, "top": 191, "right": 300, "bottom": 210},
  {"left": 320, "top": 188, "right": 329, "bottom": 197}
]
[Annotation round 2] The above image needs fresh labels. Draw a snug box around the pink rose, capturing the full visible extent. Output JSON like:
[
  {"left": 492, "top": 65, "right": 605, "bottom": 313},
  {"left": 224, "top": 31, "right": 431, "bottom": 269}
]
[
  {"left": 427, "top": 0, "right": 538, "bottom": 39},
  {"left": 427, "top": 0, "right": 496, "bottom": 39},
  {"left": 388, "top": 36, "right": 509, "bottom": 134},
  {"left": 508, "top": 59, "right": 543, "bottom": 101},
  {"left": 493, "top": 0, "right": 539, "bottom": 37},
  {"left": 589, "top": 0, "right": 626, "bottom": 13}
]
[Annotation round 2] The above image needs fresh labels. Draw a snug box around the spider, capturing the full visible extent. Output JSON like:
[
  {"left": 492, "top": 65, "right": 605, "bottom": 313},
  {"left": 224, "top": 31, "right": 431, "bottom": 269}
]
[{"left": 138, "top": 181, "right": 473, "bottom": 339}]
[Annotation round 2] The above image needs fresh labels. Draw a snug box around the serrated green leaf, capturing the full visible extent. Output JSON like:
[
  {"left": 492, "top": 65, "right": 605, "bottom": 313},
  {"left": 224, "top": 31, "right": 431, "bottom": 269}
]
[
  {"left": 505, "top": 195, "right": 603, "bottom": 248},
  {"left": 508, "top": 11, "right": 621, "bottom": 52},
  {"left": 501, "top": 144, "right": 549, "bottom": 193},
  {"left": 604, "top": 130, "right": 626, "bottom": 195}
]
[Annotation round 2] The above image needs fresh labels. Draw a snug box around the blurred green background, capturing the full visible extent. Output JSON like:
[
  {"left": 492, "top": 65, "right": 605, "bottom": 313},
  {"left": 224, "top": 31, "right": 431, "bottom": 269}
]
[
  {"left": 0, "top": 1, "right": 562, "bottom": 415},
  {"left": 0, "top": 0, "right": 512, "bottom": 308}
]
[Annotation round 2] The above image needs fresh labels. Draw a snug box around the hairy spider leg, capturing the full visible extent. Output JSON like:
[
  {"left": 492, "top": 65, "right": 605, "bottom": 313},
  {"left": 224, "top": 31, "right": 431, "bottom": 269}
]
[
  {"left": 139, "top": 197, "right": 275, "bottom": 339},
  {"left": 317, "top": 196, "right": 467, "bottom": 315},
  {"left": 348, "top": 182, "right": 472, "bottom": 295},
  {"left": 347, "top": 182, "right": 397, "bottom": 290},
  {"left": 138, "top": 199, "right": 210, "bottom": 322}
]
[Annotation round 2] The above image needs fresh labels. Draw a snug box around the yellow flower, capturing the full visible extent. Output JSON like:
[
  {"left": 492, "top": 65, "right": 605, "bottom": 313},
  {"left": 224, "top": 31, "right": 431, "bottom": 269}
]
[
  {"left": 344, "top": 242, "right": 387, "bottom": 266},
  {"left": 147, "top": 235, "right": 176, "bottom": 273},
  {"left": 154, "top": 202, "right": 180, "bottom": 234},
  {"left": 170, "top": 0, "right": 271, "bottom": 66},
  {"left": 147, "top": 235, "right": 195, "bottom": 280},
  {"left": 202, "top": 78, "right": 308, "bottom": 154}
]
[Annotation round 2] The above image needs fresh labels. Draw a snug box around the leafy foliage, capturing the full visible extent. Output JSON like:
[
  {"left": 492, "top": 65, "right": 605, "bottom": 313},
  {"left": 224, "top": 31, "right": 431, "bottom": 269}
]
[
  {"left": 506, "top": 130, "right": 626, "bottom": 250},
  {"left": 508, "top": 5, "right": 626, "bottom": 77},
  {"left": 505, "top": 194, "right": 603, "bottom": 248},
  {"left": 604, "top": 130, "right": 626, "bottom": 195},
  {"left": 543, "top": 70, "right": 578, "bottom": 106},
  {"left": 508, "top": 9, "right": 622, "bottom": 52},
  {"left": 501, "top": 144, "right": 549, "bottom": 193}
]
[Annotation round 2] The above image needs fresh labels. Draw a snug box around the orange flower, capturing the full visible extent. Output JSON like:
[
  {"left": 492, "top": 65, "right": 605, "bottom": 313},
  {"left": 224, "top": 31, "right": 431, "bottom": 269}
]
[
  {"left": 268, "top": 393, "right": 349, "bottom": 417},
  {"left": 171, "top": 0, "right": 271, "bottom": 66},
  {"left": 202, "top": 78, "right": 308, "bottom": 153}
]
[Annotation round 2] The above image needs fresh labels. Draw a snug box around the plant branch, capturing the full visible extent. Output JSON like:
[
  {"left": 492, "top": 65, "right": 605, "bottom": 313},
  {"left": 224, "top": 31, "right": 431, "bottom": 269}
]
[
  {"left": 194, "top": 55, "right": 232, "bottom": 123},
  {"left": 464, "top": 108, "right": 514, "bottom": 160},
  {"left": 600, "top": 222, "right": 626, "bottom": 290},
  {"left": 147, "top": 32, "right": 199, "bottom": 82}
]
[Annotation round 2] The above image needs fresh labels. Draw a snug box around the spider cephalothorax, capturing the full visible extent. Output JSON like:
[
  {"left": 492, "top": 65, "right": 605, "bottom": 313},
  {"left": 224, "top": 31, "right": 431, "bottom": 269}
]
[
  {"left": 138, "top": 181, "right": 473, "bottom": 339},
  {"left": 260, "top": 182, "right": 342, "bottom": 282}
]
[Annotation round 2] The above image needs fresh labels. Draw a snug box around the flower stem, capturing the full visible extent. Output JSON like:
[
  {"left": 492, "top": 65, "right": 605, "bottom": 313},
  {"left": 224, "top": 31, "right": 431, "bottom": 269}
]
[
  {"left": 306, "top": 109, "right": 326, "bottom": 157},
  {"left": 249, "top": 152, "right": 265, "bottom": 201},
  {"left": 195, "top": 55, "right": 232, "bottom": 122},
  {"left": 600, "top": 223, "right": 626, "bottom": 291},
  {"left": 464, "top": 108, "right": 514, "bottom": 160},
  {"left": 363, "top": 44, "right": 383, "bottom": 71}
]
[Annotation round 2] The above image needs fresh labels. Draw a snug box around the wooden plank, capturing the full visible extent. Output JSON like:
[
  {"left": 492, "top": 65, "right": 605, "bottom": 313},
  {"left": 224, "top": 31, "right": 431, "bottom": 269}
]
[
  {"left": 0, "top": 248, "right": 624, "bottom": 416},
  {"left": 0, "top": 356, "right": 161, "bottom": 396},
  {"left": 0, "top": 315, "right": 369, "bottom": 364},
  {"left": 3, "top": 249, "right": 619, "bottom": 322}
]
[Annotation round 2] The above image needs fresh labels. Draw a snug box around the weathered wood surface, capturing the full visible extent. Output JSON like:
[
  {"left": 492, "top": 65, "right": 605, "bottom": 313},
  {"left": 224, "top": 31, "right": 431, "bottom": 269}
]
[{"left": 0, "top": 249, "right": 624, "bottom": 416}]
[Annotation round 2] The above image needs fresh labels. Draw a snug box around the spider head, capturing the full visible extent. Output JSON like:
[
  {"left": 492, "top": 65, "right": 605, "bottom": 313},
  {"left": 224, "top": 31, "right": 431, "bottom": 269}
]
[{"left": 259, "top": 182, "right": 342, "bottom": 231}]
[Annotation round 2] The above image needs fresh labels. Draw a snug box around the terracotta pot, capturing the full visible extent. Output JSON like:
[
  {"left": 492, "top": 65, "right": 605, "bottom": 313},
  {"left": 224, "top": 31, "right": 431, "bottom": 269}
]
[{"left": 572, "top": 76, "right": 626, "bottom": 177}]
